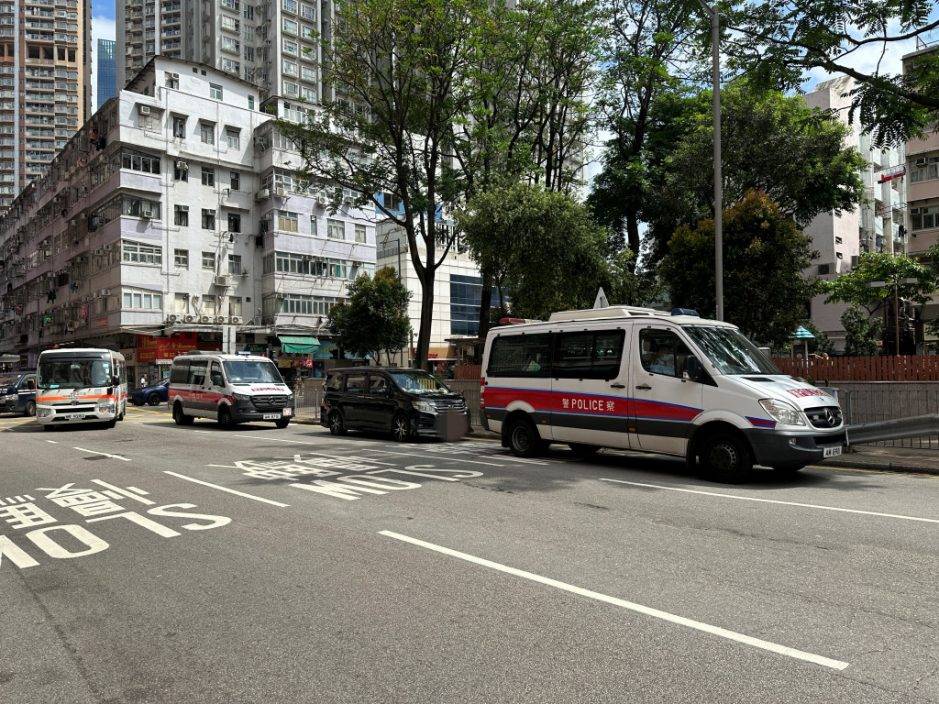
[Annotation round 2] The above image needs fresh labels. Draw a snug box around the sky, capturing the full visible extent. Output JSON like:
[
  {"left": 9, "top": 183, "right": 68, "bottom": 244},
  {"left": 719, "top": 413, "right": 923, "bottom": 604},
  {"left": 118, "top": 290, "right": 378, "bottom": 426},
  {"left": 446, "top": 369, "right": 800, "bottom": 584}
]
[{"left": 90, "top": 0, "right": 116, "bottom": 108}]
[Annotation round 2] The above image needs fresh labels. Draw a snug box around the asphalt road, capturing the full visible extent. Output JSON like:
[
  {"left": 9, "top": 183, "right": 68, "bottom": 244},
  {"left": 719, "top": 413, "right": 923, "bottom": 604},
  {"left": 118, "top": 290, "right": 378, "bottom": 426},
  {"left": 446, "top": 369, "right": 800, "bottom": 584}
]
[{"left": 1, "top": 406, "right": 937, "bottom": 704}]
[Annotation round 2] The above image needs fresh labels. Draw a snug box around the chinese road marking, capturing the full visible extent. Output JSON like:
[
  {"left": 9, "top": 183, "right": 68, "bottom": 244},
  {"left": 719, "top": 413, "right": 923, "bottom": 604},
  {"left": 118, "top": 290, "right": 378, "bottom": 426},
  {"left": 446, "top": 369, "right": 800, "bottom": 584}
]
[
  {"left": 163, "top": 471, "right": 289, "bottom": 507},
  {"left": 378, "top": 530, "right": 850, "bottom": 671},
  {"left": 599, "top": 478, "right": 939, "bottom": 524},
  {"left": 73, "top": 447, "right": 131, "bottom": 462}
]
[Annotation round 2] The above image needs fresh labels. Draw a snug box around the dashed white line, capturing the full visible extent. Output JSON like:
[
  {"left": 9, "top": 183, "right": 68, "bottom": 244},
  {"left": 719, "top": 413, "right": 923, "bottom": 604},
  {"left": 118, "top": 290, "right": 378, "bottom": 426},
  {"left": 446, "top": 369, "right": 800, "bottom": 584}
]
[
  {"left": 45, "top": 440, "right": 58, "bottom": 444},
  {"left": 73, "top": 447, "right": 131, "bottom": 462},
  {"left": 379, "top": 530, "right": 850, "bottom": 671},
  {"left": 599, "top": 478, "right": 939, "bottom": 524},
  {"left": 163, "top": 471, "right": 290, "bottom": 507}
]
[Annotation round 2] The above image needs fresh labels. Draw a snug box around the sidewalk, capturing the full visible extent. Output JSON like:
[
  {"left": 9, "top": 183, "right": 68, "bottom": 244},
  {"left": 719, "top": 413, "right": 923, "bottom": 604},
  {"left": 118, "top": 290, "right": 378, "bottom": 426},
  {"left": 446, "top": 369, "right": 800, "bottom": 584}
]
[{"left": 824, "top": 446, "right": 939, "bottom": 475}]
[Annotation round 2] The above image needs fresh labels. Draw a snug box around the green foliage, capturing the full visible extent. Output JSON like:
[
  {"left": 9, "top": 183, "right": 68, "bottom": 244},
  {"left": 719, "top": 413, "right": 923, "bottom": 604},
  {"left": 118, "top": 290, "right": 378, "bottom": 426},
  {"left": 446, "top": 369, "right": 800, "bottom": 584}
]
[
  {"left": 456, "top": 183, "right": 609, "bottom": 320},
  {"left": 329, "top": 268, "right": 411, "bottom": 365},
  {"left": 605, "top": 248, "right": 663, "bottom": 308},
  {"left": 724, "top": 0, "right": 939, "bottom": 145},
  {"left": 821, "top": 250, "right": 939, "bottom": 315},
  {"left": 801, "top": 320, "right": 834, "bottom": 355},
  {"left": 841, "top": 306, "right": 883, "bottom": 357},
  {"left": 660, "top": 190, "right": 817, "bottom": 347}
]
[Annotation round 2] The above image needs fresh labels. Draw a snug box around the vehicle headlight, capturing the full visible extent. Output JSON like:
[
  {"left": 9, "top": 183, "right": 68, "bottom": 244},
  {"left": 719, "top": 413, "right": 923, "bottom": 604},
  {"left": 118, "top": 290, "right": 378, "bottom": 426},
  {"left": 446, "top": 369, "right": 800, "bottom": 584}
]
[
  {"left": 1, "top": 393, "right": 16, "bottom": 401},
  {"left": 97, "top": 400, "right": 115, "bottom": 413},
  {"left": 759, "top": 398, "right": 806, "bottom": 427},
  {"left": 413, "top": 400, "right": 437, "bottom": 415},
  {"left": 36, "top": 406, "right": 53, "bottom": 417},
  {"left": 232, "top": 392, "right": 251, "bottom": 402}
]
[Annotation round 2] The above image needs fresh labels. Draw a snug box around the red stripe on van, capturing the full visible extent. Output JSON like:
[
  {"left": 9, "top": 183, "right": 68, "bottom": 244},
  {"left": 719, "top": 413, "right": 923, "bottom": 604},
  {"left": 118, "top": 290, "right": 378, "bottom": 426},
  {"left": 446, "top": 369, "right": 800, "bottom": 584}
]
[{"left": 482, "top": 386, "right": 700, "bottom": 422}]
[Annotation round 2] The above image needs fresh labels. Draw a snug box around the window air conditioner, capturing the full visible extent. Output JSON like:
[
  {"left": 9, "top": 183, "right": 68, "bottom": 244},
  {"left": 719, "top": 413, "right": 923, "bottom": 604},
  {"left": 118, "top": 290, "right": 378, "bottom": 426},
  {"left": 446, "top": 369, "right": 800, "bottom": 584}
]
[
  {"left": 229, "top": 315, "right": 242, "bottom": 324},
  {"left": 183, "top": 314, "right": 195, "bottom": 323},
  {"left": 139, "top": 105, "right": 151, "bottom": 115},
  {"left": 199, "top": 315, "right": 211, "bottom": 324}
]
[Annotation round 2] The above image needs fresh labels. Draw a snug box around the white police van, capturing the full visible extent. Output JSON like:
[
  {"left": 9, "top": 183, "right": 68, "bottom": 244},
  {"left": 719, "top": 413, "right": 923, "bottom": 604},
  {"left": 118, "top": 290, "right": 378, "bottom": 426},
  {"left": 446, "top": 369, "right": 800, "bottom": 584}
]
[
  {"left": 480, "top": 306, "right": 845, "bottom": 482},
  {"left": 169, "top": 352, "right": 294, "bottom": 428}
]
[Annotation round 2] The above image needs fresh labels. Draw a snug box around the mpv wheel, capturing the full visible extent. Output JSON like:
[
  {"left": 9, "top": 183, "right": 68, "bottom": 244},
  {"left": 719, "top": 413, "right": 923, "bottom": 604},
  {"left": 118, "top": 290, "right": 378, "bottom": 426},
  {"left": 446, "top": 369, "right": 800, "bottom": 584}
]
[
  {"left": 701, "top": 433, "right": 753, "bottom": 483},
  {"left": 173, "top": 403, "right": 194, "bottom": 426},
  {"left": 329, "top": 411, "right": 347, "bottom": 436},
  {"left": 508, "top": 418, "right": 542, "bottom": 458},
  {"left": 391, "top": 414, "right": 412, "bottom": 442}
]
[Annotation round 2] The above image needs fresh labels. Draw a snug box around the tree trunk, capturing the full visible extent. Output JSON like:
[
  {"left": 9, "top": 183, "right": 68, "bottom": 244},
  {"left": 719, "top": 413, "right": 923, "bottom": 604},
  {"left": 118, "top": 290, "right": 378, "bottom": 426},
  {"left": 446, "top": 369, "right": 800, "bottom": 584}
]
[
  {"left": 415, "top": 273, "right": 434, "bottom": 369},
  {"left": 626, "top": 207, "right": 641, "bottom": 261}
]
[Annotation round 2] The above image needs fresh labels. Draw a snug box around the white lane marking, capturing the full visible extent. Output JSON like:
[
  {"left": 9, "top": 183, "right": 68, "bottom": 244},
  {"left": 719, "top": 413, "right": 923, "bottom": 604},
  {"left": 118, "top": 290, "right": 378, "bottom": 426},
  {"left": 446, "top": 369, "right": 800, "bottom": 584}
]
[
  {"left": 379, "top": 530, "right": 849, "bottom": 671},
  {"left": 163, "top": 471, "right": 289, "bottom": 507},
  {"left": 73, "top": 447, "right": 131, "bottom": 462},
  {"left": 599, "top": 478, "right": 939, "bottom": 525},
  {"left": 370, "top": 449, "right": 503, "bottom": 467},
  {"left": 45, "top": 440, "right": 58, "bottom": 444}
]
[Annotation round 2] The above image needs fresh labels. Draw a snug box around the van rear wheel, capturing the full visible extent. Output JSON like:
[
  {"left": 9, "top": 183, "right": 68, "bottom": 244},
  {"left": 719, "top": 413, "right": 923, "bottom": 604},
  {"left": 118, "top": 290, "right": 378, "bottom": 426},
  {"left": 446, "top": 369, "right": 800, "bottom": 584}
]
[
  {"left": 507, "top": 417, "right": 543, "bottom": 457},
  {"left": 700, "top": 433, "right": 753, "bottom": 483}
]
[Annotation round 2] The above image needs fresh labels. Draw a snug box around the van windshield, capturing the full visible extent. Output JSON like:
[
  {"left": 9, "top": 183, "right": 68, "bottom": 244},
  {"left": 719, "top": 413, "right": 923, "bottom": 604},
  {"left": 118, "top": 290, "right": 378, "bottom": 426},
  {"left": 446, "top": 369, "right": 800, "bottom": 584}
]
[
  {"left": 389, "top": 371, "right": 450, "bottom": 394},
  {"left": 222, "top": 360, "right": 284, "bottom": 385},
  {"left": 682, "top": 326, "right": 779, "bottom": 375},
  {"left": 38, "top": 358, "right": 111, "bottom": 389}
]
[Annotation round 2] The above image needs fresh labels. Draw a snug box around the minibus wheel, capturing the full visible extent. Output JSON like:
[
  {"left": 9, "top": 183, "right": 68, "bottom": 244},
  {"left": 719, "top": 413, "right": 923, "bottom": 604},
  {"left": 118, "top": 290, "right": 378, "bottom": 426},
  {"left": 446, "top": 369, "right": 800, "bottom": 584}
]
[
  {"left": 24, "top": 400, "right": 35, "bottom": 417},
  {"left": 507, "top": 417, "right": 542, "bottom": 457},
  {"left": 700, "top": 432, "right": 753, "bottom": 483}
]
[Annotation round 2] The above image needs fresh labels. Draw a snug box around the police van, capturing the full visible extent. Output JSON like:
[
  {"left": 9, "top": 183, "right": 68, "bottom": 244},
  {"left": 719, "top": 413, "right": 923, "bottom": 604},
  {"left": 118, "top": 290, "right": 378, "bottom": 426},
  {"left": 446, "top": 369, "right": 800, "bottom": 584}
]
[
  {"left": 480, "top": 307, "right": 845, "bottom": 482},
  {"left": 168, "top": 352, "right": 294, "bottom": 428}
]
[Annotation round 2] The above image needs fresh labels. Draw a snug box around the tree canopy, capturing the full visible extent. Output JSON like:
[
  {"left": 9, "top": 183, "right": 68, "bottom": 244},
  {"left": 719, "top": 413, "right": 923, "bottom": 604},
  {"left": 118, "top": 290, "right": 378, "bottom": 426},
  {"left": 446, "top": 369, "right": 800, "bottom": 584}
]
[
  {"left": 660, "top": 190, "right": 817, "bottom": 346},
  {"left": 329, "top": 268, "right": 411, "bottom": 365},
  {"left": 821, "top": 249, "right": 939, "bottom": 315}
]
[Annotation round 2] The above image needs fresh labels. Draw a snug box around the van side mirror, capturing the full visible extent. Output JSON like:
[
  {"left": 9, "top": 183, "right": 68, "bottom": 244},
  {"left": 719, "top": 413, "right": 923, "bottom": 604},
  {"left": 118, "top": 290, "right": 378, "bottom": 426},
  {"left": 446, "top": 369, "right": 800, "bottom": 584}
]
[
  {"left": 111, "top": 375, "right": 120, "bottom": 387},
  {"left": 682, "top": 357, "right": 703, "bottom": 383}
]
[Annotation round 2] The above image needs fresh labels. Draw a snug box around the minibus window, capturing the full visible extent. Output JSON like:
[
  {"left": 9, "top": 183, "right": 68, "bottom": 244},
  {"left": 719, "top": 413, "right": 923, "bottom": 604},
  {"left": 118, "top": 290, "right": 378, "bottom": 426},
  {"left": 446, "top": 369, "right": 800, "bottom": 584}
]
[
  {"left": 683, "top": 326, "right": 779, "bottom": 375},
  {"left": 487, "top": 334, "right": 552, "bottom": 378}
]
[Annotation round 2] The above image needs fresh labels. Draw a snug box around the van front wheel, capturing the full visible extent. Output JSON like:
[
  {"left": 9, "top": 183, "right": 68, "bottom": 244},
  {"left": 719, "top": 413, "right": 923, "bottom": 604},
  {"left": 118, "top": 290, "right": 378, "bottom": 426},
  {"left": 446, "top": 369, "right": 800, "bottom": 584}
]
[
  {"left": 173, "top": 403, "right": 194, "bottom": 426},
  {"left": 700, "top": 433, "right": 753, "bottom": 483},
  {"left": 507, "top": 417, "right": 543, "bottom": 458}
]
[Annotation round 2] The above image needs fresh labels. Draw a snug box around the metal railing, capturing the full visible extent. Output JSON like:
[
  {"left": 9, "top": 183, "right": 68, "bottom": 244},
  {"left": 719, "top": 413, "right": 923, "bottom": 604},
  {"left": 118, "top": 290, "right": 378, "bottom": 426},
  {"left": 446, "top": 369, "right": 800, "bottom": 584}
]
[{"left": 837, "top": 383, "right": 939, "bottom": 449}]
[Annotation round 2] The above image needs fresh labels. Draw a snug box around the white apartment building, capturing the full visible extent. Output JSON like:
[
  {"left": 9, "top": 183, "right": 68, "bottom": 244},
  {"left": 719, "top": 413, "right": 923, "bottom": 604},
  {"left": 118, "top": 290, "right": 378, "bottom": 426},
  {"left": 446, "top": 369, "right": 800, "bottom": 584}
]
[
  {"left": 0, "top": 56, "right": 375, "bottom": 379},
  {"left": 0, "top": 0, "right": 92, "bottom": 212},
  {"left": 117, "top": 0, "right": 331, "bottom": 109},
  {"left": 803, "top": 76, "right": 907, "bottom": 349}
]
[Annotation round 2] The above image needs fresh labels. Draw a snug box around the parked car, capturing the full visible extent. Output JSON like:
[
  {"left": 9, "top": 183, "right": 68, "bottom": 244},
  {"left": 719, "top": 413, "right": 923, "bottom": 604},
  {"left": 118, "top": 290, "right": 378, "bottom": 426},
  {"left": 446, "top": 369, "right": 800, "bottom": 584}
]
[
  {"left": 321, "top": 367, "right": 470, "bottom": 441},
  {"left": 0, "top": 371, "right": 38, "bottom": 416},
  {"left": 132, "top": 379, "right": 169, "bottom": 406},
  {"left": 169, "top": 352, "right": 294, "bottom": 428}
]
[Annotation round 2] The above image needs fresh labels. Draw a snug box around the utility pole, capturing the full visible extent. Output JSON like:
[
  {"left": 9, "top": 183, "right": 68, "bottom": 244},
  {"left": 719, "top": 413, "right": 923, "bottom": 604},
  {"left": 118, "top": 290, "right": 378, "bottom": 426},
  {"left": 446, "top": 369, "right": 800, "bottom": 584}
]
[{"left": 696, "top": 0, "right": 723, "bottom": 320}]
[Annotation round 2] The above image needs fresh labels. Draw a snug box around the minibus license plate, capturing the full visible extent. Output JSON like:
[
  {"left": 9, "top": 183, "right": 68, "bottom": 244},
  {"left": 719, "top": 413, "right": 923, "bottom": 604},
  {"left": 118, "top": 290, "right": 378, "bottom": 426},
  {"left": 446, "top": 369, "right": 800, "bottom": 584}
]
[
  {"left": 263, "top": 413, "right": 280, "bottom": 420},
  {"left": 823, "top": 445, "right": 842, "bottom": 458},
  {"left": 64, "top": 413, "right": 83, "bottom": 420}
]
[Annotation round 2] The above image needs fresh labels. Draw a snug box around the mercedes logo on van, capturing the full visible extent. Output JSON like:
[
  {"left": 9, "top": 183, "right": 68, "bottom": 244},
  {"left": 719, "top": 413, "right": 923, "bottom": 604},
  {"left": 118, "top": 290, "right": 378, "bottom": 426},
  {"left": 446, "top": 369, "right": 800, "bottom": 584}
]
[{"left": 824, "top": 408, "right": 839, "bottom": 426}]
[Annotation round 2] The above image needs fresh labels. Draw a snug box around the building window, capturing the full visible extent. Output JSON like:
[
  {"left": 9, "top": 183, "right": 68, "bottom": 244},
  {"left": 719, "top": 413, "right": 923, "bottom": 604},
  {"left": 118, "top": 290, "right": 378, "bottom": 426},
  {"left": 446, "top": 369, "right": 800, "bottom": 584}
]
[
  {"left": 835, "top": 236, "right": 843, "bottom": 245},
  {"left": 282, "top": 0, "right": 297, "bottom": 13},
  {"left": 202, "top": 251, "right": 216, "bottom": 270},
  {"left": 209, "top": 83, "right": 223, "bottom": 100},
  {"left": 220, "top": 15, "right": 239, "bottom": 32},
  {"left": 200, "top": 121, "right": 215, "bottom": 144},
  {"left": 282, "top": 39, "right": 298, "bottom": 56},
  {"left": 228, "top": 254, "right": 243, "bottom": 275},
  {"left": 300, "top": 3, "right": 315, "bottom": 20},
  {"left": 230, "top": 171, "right": 240, "bottom": 190},
  {"left": 174, "top": 248, "right": 189, "bottom": 268},
  {"left": 202, "top": 167, "right": 215, "bottom": 187},
  {"left": 122, "top": 290, "right": 163, "bottom": 310},
  {"left": 282, "top": 59, "right": 298, "bottom": 77},
  {"left": 173, "top": 161, "right": 189, "bottom": 181},
  {"left": 911, "top": 204, "right": 939, "bottom": 232},
  {"left": 172, "top": 114, "right": 186, "bottom": 138},
  {"left": 281, "top": 293, "right": 313, "bottom": 315},
  {"left": 122, "top": 241, "right": 162, "bottom": 265},
  {"left": 278, "top": 210, "right": 299, "bottom": 232},
  {"left": 910, "top": 155, "right": 939, "bottom": 183},
  {"left": 202, "top": 208, "right": 216, "bottom": 230},
  {"left": 225, "top": 127, "right": 240, "bottom": 149},
  {"left": 202, "top": 294, "right": 217, "bottom": 315},
  {"left": 310, "top": 216, "right": 318, "bottom": 237},
  {"left": 449, "top": 274, "right": 502, "bottom": 336},
  {"left": 227, "top": 212, "right": 242, "bottom": 233},
  {"left": 327, "top": 218, "right": 344, "bottom": 240},
  {"left": 121, "top": 150, "right": 161, "bottom": 174},
  {"left": 282, "top": 17, "right": 298, "bottom": 34},
  {"left": 173, "top": 293, "right": 189, "bottom": 314},
  {"left": 354, "top": 224, "right": 366, "bottom": 243},
  {"left": 247, "top": 95, "right": 255, "bottom": 111},
  {"left": 229, "top": 296, "right": 243, "bottom": 317},
  {"left": 174, "top": 205, "right": 189, "bottom": 227},
  {"left": 165, "top": 72, "right": 179, "bottom": 89}
]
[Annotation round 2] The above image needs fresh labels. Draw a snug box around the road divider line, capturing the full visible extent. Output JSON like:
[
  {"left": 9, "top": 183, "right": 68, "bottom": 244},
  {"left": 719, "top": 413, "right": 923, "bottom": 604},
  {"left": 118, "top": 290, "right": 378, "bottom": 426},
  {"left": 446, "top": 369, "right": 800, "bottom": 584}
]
[
  {"left": 73, "top": 447, "right": 131, "bottom": 462},
  {"left": 163, "top": 471, "right": 290, "bottom": 507},
  {"left": 599, "top": 478, "right": 939, "bottom": 524},
  {"left": 378, "top": 530, "right": 849, "bottom": 671}
]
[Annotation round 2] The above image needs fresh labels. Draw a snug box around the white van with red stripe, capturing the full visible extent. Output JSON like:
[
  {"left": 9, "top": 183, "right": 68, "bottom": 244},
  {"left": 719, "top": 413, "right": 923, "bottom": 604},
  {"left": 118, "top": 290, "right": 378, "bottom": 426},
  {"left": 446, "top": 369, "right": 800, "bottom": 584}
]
[
  {"left": 480, "top": 307, "right": 845, "bottom": 482},
  {"left": 169, "top": 352, "right": 294, "bottom": 429}
]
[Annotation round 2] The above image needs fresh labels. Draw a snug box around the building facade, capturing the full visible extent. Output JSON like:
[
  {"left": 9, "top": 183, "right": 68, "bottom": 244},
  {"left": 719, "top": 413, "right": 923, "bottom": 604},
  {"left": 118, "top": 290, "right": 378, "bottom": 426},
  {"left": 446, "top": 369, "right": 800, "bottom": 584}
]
[
  {"left": 0, "top": 57, "right": 375, "bottom": 381},
  {"left": 0, "top": 0, "right": 92, "bottom": 212},
  {"left": 96, "top": 38, "right": 116, "bottom": 109},
  {"left": 803, "top": 76, "right": 907, "bottom": 350}
]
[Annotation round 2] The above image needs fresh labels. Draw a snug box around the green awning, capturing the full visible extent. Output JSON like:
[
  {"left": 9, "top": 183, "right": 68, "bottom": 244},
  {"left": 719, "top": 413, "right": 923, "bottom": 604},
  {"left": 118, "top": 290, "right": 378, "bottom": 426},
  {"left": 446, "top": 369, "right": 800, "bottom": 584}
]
[
  {"left": 792, "top": 326, "right": 815, "bottom": 340},
  {"left": 278, "top": 335, "right": 320, "bottom": 354}
]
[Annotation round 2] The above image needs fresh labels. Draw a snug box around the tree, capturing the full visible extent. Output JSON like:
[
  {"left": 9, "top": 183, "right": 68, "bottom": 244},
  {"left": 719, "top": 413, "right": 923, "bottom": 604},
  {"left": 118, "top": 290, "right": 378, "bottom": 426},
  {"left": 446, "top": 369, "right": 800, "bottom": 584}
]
[
  {"left": 329, "top": 268, "right": 411, "bottom": 365},
  {"left": 660, "top": 190, "right": 817, "bottom": 346},
  {"left": 724, "top": 0, "right": 939, "bottom": 145},
  {"left": 646, "top": 82, "right": 864, "bottom": 261},
  {"left": 279, "top": 0, "right": 482, "bottom": 366},
  {"left": 456, "top": 183, "right": 609, "bottom": 320},
  {"left": 841, "top": 306, "right": 883, "bottom": 357},
  {"left": 589, "top": 0, "right": 703, "bottom": 256}
]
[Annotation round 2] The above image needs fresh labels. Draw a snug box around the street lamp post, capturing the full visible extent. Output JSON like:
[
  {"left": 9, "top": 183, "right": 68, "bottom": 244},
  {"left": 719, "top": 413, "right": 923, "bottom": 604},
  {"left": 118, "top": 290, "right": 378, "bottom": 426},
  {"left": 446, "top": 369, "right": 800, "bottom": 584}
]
[{"left": 696, "top": 0, "right": 723, "bottom": 321}]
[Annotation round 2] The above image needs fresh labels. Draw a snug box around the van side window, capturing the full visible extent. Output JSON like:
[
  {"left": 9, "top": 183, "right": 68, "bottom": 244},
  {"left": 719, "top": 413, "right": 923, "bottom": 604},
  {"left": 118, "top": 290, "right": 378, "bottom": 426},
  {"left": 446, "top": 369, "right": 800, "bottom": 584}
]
[
  {"left": 554, "top": 330, "right": 625, "bottom": 380},
  {"left": 210, "top": 362, "right": 224, "bottom": 387},
  {"left": 188, "top": 359, "right": 208, "bottom": 386},
  {"left": 170, "top": 361, "right": 189, "bottom": 384},
  {"left": 487, "top": 334, "right": 552, "bottom": 377},
  {"left": 639, "top": 329, "right": 694, "bottom": 378}
]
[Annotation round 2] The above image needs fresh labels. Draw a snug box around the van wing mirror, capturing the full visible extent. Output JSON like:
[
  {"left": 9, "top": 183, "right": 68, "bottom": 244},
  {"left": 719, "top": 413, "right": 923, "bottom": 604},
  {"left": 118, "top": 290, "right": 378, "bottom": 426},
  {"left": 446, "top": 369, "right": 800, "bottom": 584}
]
[
  {"left": 111, "top": 374, "right": 121, "bottom": 387},
  {"left": 682, "top": 357, "right": 704, "bottom": 383}
]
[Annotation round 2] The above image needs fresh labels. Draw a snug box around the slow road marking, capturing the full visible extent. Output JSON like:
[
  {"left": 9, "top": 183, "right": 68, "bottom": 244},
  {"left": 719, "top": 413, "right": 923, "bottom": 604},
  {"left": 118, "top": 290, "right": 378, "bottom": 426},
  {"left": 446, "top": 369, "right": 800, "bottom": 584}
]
[
  {"left": 379, "top": 530, "right": 850, "bottom": 671},
  {"left": 599, "top": 478, "right": 939, "bottom": 524},
  {"left": 163, "top": 471, "right": 289, "bottom": 507},
  {"left": 73, "top": 447, "right": 131, "bottom": 462}
]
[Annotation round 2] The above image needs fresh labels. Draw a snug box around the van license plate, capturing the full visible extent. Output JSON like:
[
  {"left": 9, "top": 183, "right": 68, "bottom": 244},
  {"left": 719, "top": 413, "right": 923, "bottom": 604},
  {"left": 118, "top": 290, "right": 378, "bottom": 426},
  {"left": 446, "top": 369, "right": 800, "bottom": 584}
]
[
  {"left": 263, "top": 413, "right": 280, "bottom": 420},
  {"left": 823, "top": 445, "right": 842, "bottom": 458}
]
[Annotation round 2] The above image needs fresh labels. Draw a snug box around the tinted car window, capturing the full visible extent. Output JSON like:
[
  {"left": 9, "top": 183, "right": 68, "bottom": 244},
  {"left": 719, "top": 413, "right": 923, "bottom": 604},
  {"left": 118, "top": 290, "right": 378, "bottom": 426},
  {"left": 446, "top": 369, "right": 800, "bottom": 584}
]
[
  {"left": 553, "top": 330, "right": 625, "bottom": 380},
  {"left": 369, "top": 376, "right": 389, "bottom": 394},
  {"left": 345, "top": 374, "right": 367, "bottom": 393},
  {"left": 325, "top": 374, "right": 343, "bottom": 391},
  {"left": 188, "top": 360, "right": 208, "bottom": 386},
  {"left": 487, "top": 334, "right": 552, "bottom": 377},
  {"left": 639, "top": 329, "right": 694, "bottom": 379}
]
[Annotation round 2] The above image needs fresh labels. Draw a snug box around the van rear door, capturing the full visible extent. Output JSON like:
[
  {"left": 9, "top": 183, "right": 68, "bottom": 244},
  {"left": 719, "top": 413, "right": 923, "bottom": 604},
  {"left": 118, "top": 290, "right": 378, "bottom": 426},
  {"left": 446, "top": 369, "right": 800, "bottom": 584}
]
[
  {"left": 550, "top": 327, "right": 630, "bottom": 449},
  {"left": 630, "top": 325, "right": 703, "bottom": 456}
]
